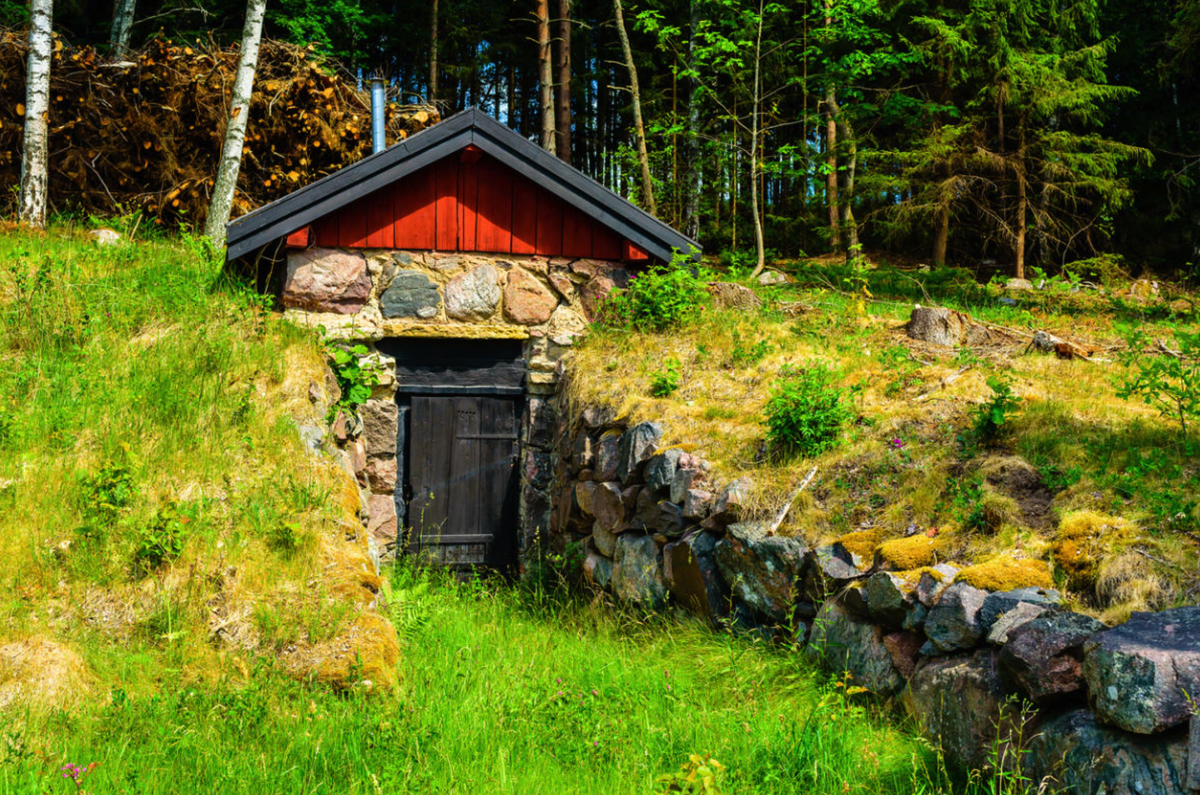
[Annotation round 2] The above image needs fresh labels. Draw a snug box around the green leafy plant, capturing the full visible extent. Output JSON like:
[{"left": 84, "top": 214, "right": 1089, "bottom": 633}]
[
  {"left": 655, "top": 753, "right": 727, "bottom": 794},
  {"left": 326, "top": 342, "right": 381, "bottom": 417},
  {"left": 1117, "top": 328, "right": 1200, "bottom": 437},
  {"left": 133, "top": 502, "right": 189, "bottom": 572},
  {"left": 650, "top": 357, "right": 682, "bottom": 397},
  {"left": 763, "top": 366, "right": 854, "bottom": 459},
  {"left": 972, "top": 377, "right": 1021, "bottom": 444},
  {"left": 728, "top": 331, "right": 771, "bottom": 368},
  {"left": 600, "top": 253, "right": 711, "bottom": 331}
]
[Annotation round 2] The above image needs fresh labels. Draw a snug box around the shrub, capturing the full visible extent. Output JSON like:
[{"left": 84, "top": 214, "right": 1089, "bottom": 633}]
[
  {"left": 728, "top": 331, "right": 772, "bottom": 368},
  {"left": 133, "top": 503, "right": 189, "bottom": 572},
  {"left": 326, "top": 342, "right": 381, "bottom": 417},
  {"left": 763, "top": 366, "right": 853, "bottom": 459},
  {"left": 1117, "top": 328, "right": 1200, "bottom": 437},
  {"left": 600, "top": 255, "right": 710, "bottom": 331},
  {"left": 649, "top": 357, "right": 682, "bottom": 397},
  {"left": 972, "top": 377, "right": 1021, "bottom": 444}
]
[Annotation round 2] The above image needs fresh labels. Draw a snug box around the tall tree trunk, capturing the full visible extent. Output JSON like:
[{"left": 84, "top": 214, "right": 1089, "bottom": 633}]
[
  {"left": 823, "top": 0, "right": 840, "bottom": 252},
  {"left": 555, "top": 0, "right": 572, "bottom": 164},
  {"left": 613, "top": 0, "right": 655, "bottom": 215},
  {"left": 748, "top": 1, "right": 766, "bottom": 278},
  {"left": 838, "top": 115, "right": 858, "bottom": 261},
  {"left": 932, "top": 204, "right": 949, "bottom": 265},
  {"left": 19, "top": 0, "right": 53, "bottom": 230},
  {"left": 1014, "top": 124, "right": 1027, "bottom": 280},
  {"left": 204, "top": 0, "right": 267, "bottom": 248},
  {"left": 110, "top": 0, "right": 136, "bottom": 58},
  {"left": 429, "top": 0, "right": 438, "bottom": 102},
  {"left": 536, "top": 0, "right": 556, "bottom": 154},
  {"left": 682, "top": 0, "right": 701, "bottom": 240}
]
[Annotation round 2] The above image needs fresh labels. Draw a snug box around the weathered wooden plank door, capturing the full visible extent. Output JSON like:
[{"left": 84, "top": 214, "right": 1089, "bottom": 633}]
[{"left": 406, "top": 394, "right": 519, "bottom": 569}]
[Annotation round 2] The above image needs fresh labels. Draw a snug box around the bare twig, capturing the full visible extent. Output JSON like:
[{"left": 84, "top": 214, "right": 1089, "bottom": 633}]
[
  {"left": 766, "top": 466, "right": 818, "bottom": 535},
  {"left": 915, "top": 366, "right": 971, "bottom": 403}
]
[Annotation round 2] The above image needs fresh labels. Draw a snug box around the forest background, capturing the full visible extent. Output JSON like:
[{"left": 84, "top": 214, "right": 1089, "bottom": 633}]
[{"left": 2, "top": 0, "right": 1199, "bottom": 280}]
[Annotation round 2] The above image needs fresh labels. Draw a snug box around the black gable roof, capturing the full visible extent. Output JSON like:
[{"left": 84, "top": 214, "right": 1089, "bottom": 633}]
[{"left": 225, "top": 107, "right": 700, "bottom": 263}]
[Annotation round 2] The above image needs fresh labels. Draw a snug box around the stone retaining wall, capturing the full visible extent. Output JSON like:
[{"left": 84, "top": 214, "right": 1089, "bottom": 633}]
[
  {"left": 282, "top": 246, "right": 628, "bottom": 562},
  {"left": 547, "top": 404, "right": 1199, "bottom": 795}
]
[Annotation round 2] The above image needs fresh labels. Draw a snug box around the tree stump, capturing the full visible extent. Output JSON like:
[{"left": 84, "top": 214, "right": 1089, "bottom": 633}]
[{"left": 905, "top": 306, "right": 1010, "bottom": 348}]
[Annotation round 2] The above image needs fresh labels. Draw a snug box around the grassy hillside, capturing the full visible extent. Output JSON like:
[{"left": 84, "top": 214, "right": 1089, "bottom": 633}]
[
  {"left": 572, "top": 258, "right": 1200, "bottom": 623},
  {"left": 0, "top": 223, "right": 390, "bottom": 708}
]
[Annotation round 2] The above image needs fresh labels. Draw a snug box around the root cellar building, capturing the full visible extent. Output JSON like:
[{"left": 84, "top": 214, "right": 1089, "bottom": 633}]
[{"left": 226, "top": 107, "right": 699, "bottom": 571}]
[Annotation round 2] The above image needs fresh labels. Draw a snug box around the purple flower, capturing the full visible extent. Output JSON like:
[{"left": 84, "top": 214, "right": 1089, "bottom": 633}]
[{"left": 591, "top": 689, "right": 598, "bottom": 696}]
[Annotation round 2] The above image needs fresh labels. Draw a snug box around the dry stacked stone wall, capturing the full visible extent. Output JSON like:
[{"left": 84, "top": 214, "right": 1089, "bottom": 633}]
[
  {"left": 281, "top": 246, "right": 629, "bottom": 562},
  {"left": 548, "top": 404, "right": 1200, "bottom": 795}
]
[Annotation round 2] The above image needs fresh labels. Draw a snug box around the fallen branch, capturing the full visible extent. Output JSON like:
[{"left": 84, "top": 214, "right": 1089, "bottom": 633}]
[
  {"left": 915, "top": 366, "right": 971, "bottom": 403},
  {"left": 766, "top": 466, "right": 818, "bottom": 535}
]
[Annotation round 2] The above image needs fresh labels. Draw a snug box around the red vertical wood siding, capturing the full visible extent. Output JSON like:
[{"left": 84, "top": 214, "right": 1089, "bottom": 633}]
[{"left": 316, "top": 150, "right": 658, "bottom": 262}]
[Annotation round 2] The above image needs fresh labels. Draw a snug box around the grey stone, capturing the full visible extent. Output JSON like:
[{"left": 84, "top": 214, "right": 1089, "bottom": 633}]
[
  {"left": 360, "top": 399, "right": 398, "bottom": 456},
  {"left": 612, "top": 534, "right": 667, "bottom": 608},
  {"left": 445, "top": 263, "right": 501, "bottom": 321},
  {"left": 1005, "top": 278, "right": 1034, "bottom": 291},
  {"left": 644, "top": 449, "right": 682, "bottom": 494},
  {"left": 584, "top": 551, "right": 614, "bottom": 591},
  {"left": 1000, "top": 611, "right": 1104, "bottom": 701},
  {"left": 575, "top": 481, "right": 598, "bottom": 517},
  {"left": 504, "top": 267, "right": 558, "bottom": 325},
  {"left": 803, "top": 544, "right": 868, "bottom": 602},
  {"left": 681, "top": 489, "right": 713, "bottom": 520},
  {"left": 904, "top": 649, "right": 1013, "bottom": 773},
  {"left": 591, "top": 522, "right": 617, "bottom": 558},
  {"left": 663, "top": 531, "right": 728, "bottom": 622},
  {"left": 903, "top": 603, "right": 928, "bottom": 632},
  {"left": 670, "top": 466, "right": 700, "bottom": 504},
  {"left": 581, "top": 405, "right": 617, "bottom": 430},
  {"left": 916, "top": 564, "right": 959, "bottom": 607},
  {"left": 924, "top": 581, "right": 989, "bottom": 653},
  {"left": 805, "top": 601, "right": 903, "bottom": 695},
  {"left": 381, "top": 270, "right": 440, "bottom": 319},
  {"left": 865, "top": 571, "right": 918, "bottom": 630},
  {"left": 591, "top": 482, "right": 625, "bottom": 533},
  {"left": 713, "top": 522, "right": 807, "bottom": 625},
  {"left": 710, "top": 477, "right": 753, "bottom": 523},
  {"left": 1024, "top": 709, "right": 1190, "bottom": 795},
  {"left": 522, "top": 450, "right": 552, "bottom": 490},
  {"left": 1084, "top": 607, "right": 1200, "bottom": 734},
  {"left": 1031, "top": 329, "right": 1065, "bottom": 352},
  {"left": 616, "top": 422, "right": 662, "bottom": 484},
  {"left": 631, "top": 489, "right": 686, "bottom": 536},
  {"left": 297, "top": 424, "right": 324, "bottom": 453},
  {"left": 757, "top": 270, "right": 788, "bottom": 286},
  {"left": 572, "top": 432, "right": 595, "bottom": 471},
  {"left": 986, "top": 601, "right": 1050, "bottom": 645},
  {"left": 524, "top": 397, "right": 554, "bottom": 449},
  {"left": 593, "top": 430, "right": 621, "bottom": 482},
  {"left": 979, "top": 587, "right": 1061, "bottom": 632}
]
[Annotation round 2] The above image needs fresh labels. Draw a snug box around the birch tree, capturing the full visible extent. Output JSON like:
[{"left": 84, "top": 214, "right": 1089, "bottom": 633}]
[
  {"left": 110, "top": 0, "right": 136, "bottom": 58},
  {"left": 204, "top": 0, "right": 267, "bottom": 248},
  {"left": 536, "top": 0, "right": 556, "bottom": 154},
  {"left": 614, "top": 0, "right": 655, "bottom": 216},
  {"left": 18, "top": 0, "right": 53, "bottom": 230}
]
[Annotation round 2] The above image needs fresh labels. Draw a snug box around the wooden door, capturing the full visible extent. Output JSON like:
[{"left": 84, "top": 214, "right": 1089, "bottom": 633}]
[{"left": 405, "top": 395, "right": 519, "bottom": 569}]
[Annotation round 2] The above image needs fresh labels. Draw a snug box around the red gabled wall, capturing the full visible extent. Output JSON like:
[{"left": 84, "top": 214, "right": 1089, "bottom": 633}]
[{"left": 308, "top": 149, "right": 650, "bottom": 262}]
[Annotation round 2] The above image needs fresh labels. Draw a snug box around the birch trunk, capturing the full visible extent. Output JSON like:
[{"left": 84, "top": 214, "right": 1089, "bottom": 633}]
[
  {"left": 555, "top": 0, "right": 572, "bottom": 164},
  {"left": 682, "top": 0, "right": 702, "bottom": 240},
  {"left": 204, "top": 0, "right": 267, "bottom": 248},
  {"left": 110, "top": 0, "right": 136, "bottom": 58},
  {"left": 536, "top": 0, "right": 556, "bottom": 154},
  {"left": 748, "top": 1, "right": 765, "bottom": 278},
  {"left": 429, "top": 0, "right": 438, "bottom": 101},
  {"left": 838, "top": 115, "right": 858, "bottom": 261},
  {"left": 614, "top": 0, "right": 655, "bottom": 216},
  {"left": 18, "top": 0, "right": 53, "bottom": 230}
]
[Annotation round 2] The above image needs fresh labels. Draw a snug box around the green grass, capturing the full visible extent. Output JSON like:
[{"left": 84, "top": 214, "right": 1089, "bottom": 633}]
[{"left": 0, "top": 567, "right": 963, "bottom": 795}]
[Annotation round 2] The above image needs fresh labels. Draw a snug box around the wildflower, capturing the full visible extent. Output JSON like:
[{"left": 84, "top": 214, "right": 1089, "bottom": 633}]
[
  {"left": 591, "top": 689, "right": 598, "bottom": 696},
  {"left": 889, "top": 437, "right": 904, "bottom": 450}
]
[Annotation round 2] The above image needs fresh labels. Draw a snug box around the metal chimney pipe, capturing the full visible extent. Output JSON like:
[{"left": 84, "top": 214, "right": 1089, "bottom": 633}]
[{"left": 370, "top": 77, "right": 386, "bottom": 154}]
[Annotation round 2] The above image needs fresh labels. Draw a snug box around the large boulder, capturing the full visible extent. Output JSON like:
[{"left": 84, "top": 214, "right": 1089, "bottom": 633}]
[
  {"left": 381, "top": 270, "right": 441, "bottom": 318},
  {"left": 1000, "top": 611, "right": 1104, "bottom": 702},
  {"left": 805, "top": 601, "right": 904, "bottom": 695},
  {"left": 612, "top": 534, "right": 667, "bottom": 608},
  {"left": 591, "top": 522, "right": 617, "bottom": 558},
  {"left": 284, "top": 248, "right": 372, "bottom": 314},
  {"left": 904, "top": 649, "right": 1014, "bottom": 773},
  {"left": 504, "top": 267, "right": 558, "bottom": 325},
  {"left": 713, "top": 522, "right": 807, "bottom": 625},
  {"left": 865, "top": 571, "right": 919, "bottom": 630},
  {"left": 1083, "top": 607, "right": 1200, "bottom": 734},
  {"left": 616, "top": 422, "right": 662, "bottom": 484},
  {"left": 1024, "top": 709, "right": 1191, "bottom": 795},
  {"left": 663, "top": 531, "right": 728, "bottom": 622},
  {"left": 590, "top": 482, "right": 625, "bottom": 534},
  {"left": 643, "top": 449, "right": 683, "bottom": 494},
  {"left": 445, "top": 263, "right": 501, "bottom": 321},
  {"left": 803, "top": 544, "right": 870, "bottom": 601},
  {"left": 583, "top": 551, "right": 614, "bottom": 591},
  {"left": 923, "top": 582, "right": 989, "bottom": 654}
]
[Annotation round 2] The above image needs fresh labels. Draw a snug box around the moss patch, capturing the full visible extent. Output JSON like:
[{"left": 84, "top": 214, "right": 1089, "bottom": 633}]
[
  {"left": 876, "top": 535, "right": 945, "bottom": 569},
  {"left": 1052, "top": 511, "right": 1138, "bottom": 590},
  {"left": 835, "top": 528, "right": 884, "bottom": 562},
  {"left": 956, "top": 556, "right": 1053, "bottom": 591}
]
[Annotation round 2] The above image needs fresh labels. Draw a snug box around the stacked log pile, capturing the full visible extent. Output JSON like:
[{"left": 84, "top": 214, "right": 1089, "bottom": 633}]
[{"left": 0, "top": 31, "right": 438, "bottom": 226}]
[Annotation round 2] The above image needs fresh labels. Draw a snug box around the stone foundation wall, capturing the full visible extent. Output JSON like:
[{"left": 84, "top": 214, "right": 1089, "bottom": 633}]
[
  {"left": 282, "top": 246, "right": 630, "bottom": 564},
  {"left": 548, "top": 403, "right": 1199, "bottom": 795}
]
